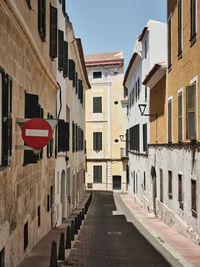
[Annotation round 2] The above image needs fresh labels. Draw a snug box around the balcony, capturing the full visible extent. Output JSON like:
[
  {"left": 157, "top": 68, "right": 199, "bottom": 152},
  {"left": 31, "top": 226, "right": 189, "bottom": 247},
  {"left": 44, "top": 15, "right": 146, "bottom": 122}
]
[{"left": 120, "top": 148, "right": 128, "bottom": 159}]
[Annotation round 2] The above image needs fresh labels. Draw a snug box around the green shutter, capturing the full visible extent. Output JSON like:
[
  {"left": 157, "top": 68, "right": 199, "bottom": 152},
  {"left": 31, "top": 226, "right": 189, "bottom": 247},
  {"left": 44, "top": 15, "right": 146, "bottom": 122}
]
[{"left": 186, "top": 84, "right": 196, "bottom": 139}]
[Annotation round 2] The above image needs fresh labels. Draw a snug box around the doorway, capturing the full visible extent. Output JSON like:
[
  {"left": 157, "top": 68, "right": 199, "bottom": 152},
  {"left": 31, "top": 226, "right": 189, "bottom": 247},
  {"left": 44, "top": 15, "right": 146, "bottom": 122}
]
[{"left": 113, "top": 176, "right": 121, "bottom": 190}]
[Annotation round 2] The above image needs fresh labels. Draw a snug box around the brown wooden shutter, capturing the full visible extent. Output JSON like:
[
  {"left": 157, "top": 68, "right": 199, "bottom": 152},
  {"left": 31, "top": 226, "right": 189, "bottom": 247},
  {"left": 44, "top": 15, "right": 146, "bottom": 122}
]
[
  {"left": 168, "top": 99, "right": 172, "bottom": 142},
  {"left": 178, "top": 92, "right": 182, "bottom": 141},
  {"left": 50, "top": 4, "right": 57, "bottom": 59},
  {"left": 186, "top": 83, "right": 196, "bottom": 139},
  {"left": 58, "top": 30, "right": 64, "bottom": 71}
]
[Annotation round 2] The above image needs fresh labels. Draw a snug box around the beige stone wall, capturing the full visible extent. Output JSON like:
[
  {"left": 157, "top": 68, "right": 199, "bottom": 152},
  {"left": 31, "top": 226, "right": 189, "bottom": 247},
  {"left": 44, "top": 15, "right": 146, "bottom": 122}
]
[{"left": 0, "top": 1, "right": 57, "bottom": 266}]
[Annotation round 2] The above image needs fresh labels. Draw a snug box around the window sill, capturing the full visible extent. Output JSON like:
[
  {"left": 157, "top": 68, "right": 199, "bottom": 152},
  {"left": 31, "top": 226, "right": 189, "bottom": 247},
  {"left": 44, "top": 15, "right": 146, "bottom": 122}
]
[{"left": 190, "top": 34, "right": 196, "bottom": 47}]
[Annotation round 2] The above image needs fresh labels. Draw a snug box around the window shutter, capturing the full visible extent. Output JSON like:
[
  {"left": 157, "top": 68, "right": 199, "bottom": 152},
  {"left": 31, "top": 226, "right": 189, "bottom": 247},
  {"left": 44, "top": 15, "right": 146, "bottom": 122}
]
[
  {"left": 75, "top": 72, "right": 78, "bottom": 94},
  {"left": 168, "top": 99, "right": 172, "bottom": 142},
  {"left": 62, "top": 0, "right": 66, "bottom": 16},
  {"left": 93, "top": 132, "right": 97, "bottom": 150},
  {"left": 2, "top": 74, "right": 9, "bottom": 166},
  {"left": 168, "top": 17, "right": 172, "bottom": 68},
  {"left": 24, "top": 92, "right": 39, "bottom": 165},
  {"left": 190, "top": 0, "right": 196, "bottom": 39},
  {"left": 186, "top": 84, "right": 196, "bottom": 139},
  {"left": 63, "top": 41, "right": 68, "bottom": 78},
  {"left": 58, "top": 119, "right": 68, "bottom": 152},
  {"left": 26, "top": 0, "right": 32, "bottom": 9},
  {"left": 58, "top": 30, "right": 64, "bottom": 71},
  {"left": 72, "top": 62, "right": 75, "bottom": 87},
  {"left": 47, "top": 113, "right": 50, "bottom": 158},
  {"left": 72, "top": 122, "right": 75, "bottom": 152},
  {"left": 69, "top": 59, "right": 75, "bottom": 81},
  {"left": 38, "top": 0, "right": 46, "bottom": 42},
  {"left": 191, "top": 180, "right": 196, "bottom": 213},
  {"left": 97, "top": 132, "right": 102, "bottom": 150},
  {"left": 76, "top": 124, "right": 78, "bottom": 152},
  {"left": 178, "top": 92, "right": 182, "bottom": 141},
  {"left": 143, "top": 123, "right": 147, "bottom": 152},
  {"left": 50, "top": 4, "right": 57, "bottom": 59},
  {"left": 177, "top": 0, "right": 182, "bottom": 54},
  {"left": 93, "top": 97, "right": 102, "bottom": 113},
  {"left": 137, "top": 78, "right": 140, "bottom": 99}
]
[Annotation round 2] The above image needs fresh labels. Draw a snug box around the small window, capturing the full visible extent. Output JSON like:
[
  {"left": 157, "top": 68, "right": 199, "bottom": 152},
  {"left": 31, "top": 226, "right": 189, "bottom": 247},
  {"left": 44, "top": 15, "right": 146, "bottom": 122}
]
[
  {"left": 168, "top": 171, "right": 173, "bottom": 199},
  {"left": 93, "top": 72, "right": 102, "bottom": 79},
  {"left": 93, "top": 97, "right": 102, "bottom": 113},
  {"left": 93, "top": 165, "right": 102, "bottom": 183},
  {"left": 38, "top": 0, "right": 46, "bottom": 42},
  {"left": 160, "top": 169, "right": 163, "bottom": 202},
  {"left": 114, "top": 139, "right": 119, "bottom": 143},
  {"left": 24, "top": 222, "right": 28, "bottom": 250},
  {"left": 38, "top": 206, "right": 41, "bottom": 227},
  {"left": 0, "top": 247, "right": 5, "bottom": 267},
  {"left": 93, "top": 132, "right": 102, "bottom": 151},
  {"left": 114, "top": 101, "right": 118, "bottom": 105},
  {"left": 191, "top": 179, "right": 197, "bottom": 217},
  {"left": 178, "top": 174, "right": 183, "bottom": 209}
]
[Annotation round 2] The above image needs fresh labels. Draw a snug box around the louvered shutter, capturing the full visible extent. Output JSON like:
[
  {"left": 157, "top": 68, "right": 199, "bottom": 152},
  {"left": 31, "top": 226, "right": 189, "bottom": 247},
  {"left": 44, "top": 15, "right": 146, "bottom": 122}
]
[
  {"left": 75, "top": 72, "right": 78, "bottom": 94},
  {"left": 97, "top": 132, "right": 102, "bottom": 150},
  {"left": 38, "top": 0, "right": 46, "bottom": 42},
  {"left": 50, "top": 4, "right": 57, "bottom": 59},
  {"left": 24, "top": 92, "right": 39, "bottom": 165},
  {"left": 62, "top": 0, "right": 66, "bottom": 16},
  {"left": 58, "top": 119, "right": 68, "bottom": 152},
  {"left": 143, "top": 123, "right": 147, "bottom": 152},
  {"left": 69, "top": 59, "right": 74, "bottom": 81},
  {"left": 58, "top": 30, "right": 64, "bottom": 71},
  {"left": 63, "top": 41, "right": 68, "bottom": 78},
  {"left": 93, "top": 132, "right": 97, "bottom": 150},
  {"left": 72, "top": 122, "right": 75, "bottom": 152},
  {"left": 2, "top": 74, "right": 9, "bottom": 166},
  {"left": 138, "top": 78, "right": 140, "bottom": 99},
  {"left": 76, "top": 124, "right": 78, "bottom": 152},
  {"left": 178, "top": 92, "right": 182, "bottom": 141},
  {"left": 186, "top": 84, "right": 196, "bottom": 139},
  {"left": 136, "top": 124, "right": 140, "bottom": 152},
  {"left": 72, "top": 62, "right": 75, "bottom": 87},
  {"left": 190, "top": 0, "right": 196, "bottom": 39},
  {"left": 168, "top": 99, "right": 172, "bottom": 142}
]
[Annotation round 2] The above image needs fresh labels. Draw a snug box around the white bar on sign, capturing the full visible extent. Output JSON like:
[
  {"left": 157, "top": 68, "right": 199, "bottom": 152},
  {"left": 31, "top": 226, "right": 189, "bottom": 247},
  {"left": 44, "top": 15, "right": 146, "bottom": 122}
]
[{"left": 25, "top": 129, "right": 49, "bottom": 137}]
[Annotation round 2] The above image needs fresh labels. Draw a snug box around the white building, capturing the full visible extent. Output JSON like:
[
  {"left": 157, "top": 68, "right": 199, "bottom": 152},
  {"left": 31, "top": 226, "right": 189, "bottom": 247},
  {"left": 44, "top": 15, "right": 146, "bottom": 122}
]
[{"left": 123, "top": 20, "right": 167, "bottom": 208}]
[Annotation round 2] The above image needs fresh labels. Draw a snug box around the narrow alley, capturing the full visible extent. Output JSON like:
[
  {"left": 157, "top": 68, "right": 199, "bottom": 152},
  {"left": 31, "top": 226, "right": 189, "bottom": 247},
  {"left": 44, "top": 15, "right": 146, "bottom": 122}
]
[{"left": 66, "top": 191, "right": 171, "bottom": 267}]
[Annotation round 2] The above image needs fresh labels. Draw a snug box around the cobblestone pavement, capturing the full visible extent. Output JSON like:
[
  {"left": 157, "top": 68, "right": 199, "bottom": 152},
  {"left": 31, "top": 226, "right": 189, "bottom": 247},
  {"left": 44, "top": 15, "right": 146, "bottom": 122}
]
[{"left": 66, "top": 191, "right": 171, "bottom": 267}]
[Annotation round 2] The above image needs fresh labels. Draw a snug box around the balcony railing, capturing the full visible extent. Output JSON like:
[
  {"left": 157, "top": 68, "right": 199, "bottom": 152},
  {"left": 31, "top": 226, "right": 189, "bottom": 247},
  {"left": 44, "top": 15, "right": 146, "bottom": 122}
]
[{"left": 120, "top": 147, "right": 128, "bottom": 159}]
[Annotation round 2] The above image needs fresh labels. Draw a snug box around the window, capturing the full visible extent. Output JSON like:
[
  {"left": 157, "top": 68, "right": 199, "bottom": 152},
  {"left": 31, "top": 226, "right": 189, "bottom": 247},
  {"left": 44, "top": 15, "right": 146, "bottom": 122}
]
[
  {"left": 38, "top": 206, "right": 41, "bottom": 227},
  {"left": 137, "top": 78, "right": 140, "bottom": 99},
  {"left": 178, "top": 174, "right": 183, "bottom": 209},
  {"left": 168, "top": 98, "right": 172, "bottom": 143},
  {"left": 93, "top": 97, "right": 102, "bottom": 113},
  {"left": 62, "top": 0, "right": 65, "bottom": 16},
  {"left": 50, "top": 4, "right": 57, "bottom": 59},
  {"left": 129, "top": 124, "right": 140, "bottom": 152},
  {"left": 72, "top": 121, "right": 75, "bottom": 152},
  {"left": 0, "top": 69, "right": 12, "bottom": 167},
  {"left": 38, "top": 0, "right": 46, "bottom": 42},
  {"left": 143, "top": 123, "right": 147, "bottom": 152},
  {"left": 191, "top": 179, "right": 197, "bottom": 217},
  {"left": 0, "top": 247, "right": 5, "bottom": 267},
  {"left": 47, "top": 194, "right": 50, "bottom": 212},
  {"left": 24, "top": 222, "right": 28, "bottom": 250},
  {"left": 178, "top": 91, "right": 183, "bottom": 141},
  {"left": 144, "top": 39, "right": 148, "bottom": 58},
  {"left": 69, "top": 59, "right": 75, "bottom": 84},
  {"left": 190, "top": 0, "right": 196, "bottom": 46},
  {"left": 93, "top": 132, "right": 102, "bottom": 151},
  {"left": 58, "top": 30, "right": 64, "bottom": 71},
  {"left": 177, "top": 0, "right": 182, "bottom": 57},
  {"left": 144, "top": 172, "right": 146, "bottom": 190},
  {"left": 93, "top": 71, "right": 102, "bottom": 79},
  {"left": 26, "top": 0, "right": 32, "bottom": 9},
  {"left": 160, "top": 169, "right": 163, "bottom": 202},
  {"left": 93, "top": 166, "right": 102, "bottom": 183},
  {"left": 168, "top": 171, "right": 173, "bottom": 199},
  {"left": 186, "top": 83, "right": 196, "bottom": 140},
  {"left": 168, "top": 15, "right": 172, "bottom": 69}
]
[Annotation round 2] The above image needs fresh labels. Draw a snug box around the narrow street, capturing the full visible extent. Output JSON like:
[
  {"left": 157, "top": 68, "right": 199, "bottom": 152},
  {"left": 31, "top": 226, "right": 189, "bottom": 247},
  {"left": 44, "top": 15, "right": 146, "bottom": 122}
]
[{"left": 67, "top": 191, "right": 172, "bottom": 267}]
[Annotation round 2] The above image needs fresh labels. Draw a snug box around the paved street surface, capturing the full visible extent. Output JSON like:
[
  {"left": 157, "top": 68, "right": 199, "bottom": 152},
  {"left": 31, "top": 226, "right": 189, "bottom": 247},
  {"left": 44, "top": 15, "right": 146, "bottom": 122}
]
[{"left": 66, "top": 191, "right": 171, "bottom": 267}]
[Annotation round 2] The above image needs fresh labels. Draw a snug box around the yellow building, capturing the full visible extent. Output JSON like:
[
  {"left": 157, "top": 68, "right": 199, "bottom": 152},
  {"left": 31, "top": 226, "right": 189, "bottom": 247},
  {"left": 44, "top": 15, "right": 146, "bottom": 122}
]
[{"left": 85, "top": 52, "right": 128, "bottom": 191}]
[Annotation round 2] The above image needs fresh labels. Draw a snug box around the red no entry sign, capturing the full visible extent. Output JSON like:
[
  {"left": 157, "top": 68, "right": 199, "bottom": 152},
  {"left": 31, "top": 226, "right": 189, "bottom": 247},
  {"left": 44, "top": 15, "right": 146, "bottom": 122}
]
[{"left": 22, "top": 118, "right": 53, "bottom": 149}]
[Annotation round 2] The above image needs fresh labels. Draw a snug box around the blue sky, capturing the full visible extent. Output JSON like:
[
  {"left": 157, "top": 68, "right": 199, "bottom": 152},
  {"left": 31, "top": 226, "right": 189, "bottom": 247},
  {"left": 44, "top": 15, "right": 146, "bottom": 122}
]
[{"left": 67, "top": 0, "right": 167, "bottom": 70}]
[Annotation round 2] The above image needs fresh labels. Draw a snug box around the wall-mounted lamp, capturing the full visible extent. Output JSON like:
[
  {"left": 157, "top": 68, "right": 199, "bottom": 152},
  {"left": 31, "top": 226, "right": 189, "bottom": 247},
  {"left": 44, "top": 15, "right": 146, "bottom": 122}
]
[
  {"left": 119, "top": 134, "right": 125, "bottom": 142},
  {"left": 138, "top": 104, "right": 157, "bottom": 118},
  {"left": 138, "top": 104, "right": 158, "bottom": 143}
]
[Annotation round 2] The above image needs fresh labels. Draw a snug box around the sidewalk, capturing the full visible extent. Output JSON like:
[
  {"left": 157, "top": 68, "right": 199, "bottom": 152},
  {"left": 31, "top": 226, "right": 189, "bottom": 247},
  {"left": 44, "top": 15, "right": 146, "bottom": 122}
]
[
  {"left": 17, "top": 193, "right": 90, "bottom": 267},
  {"left": 120, "top": 193, "right": 200, "bottom": 267}
]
